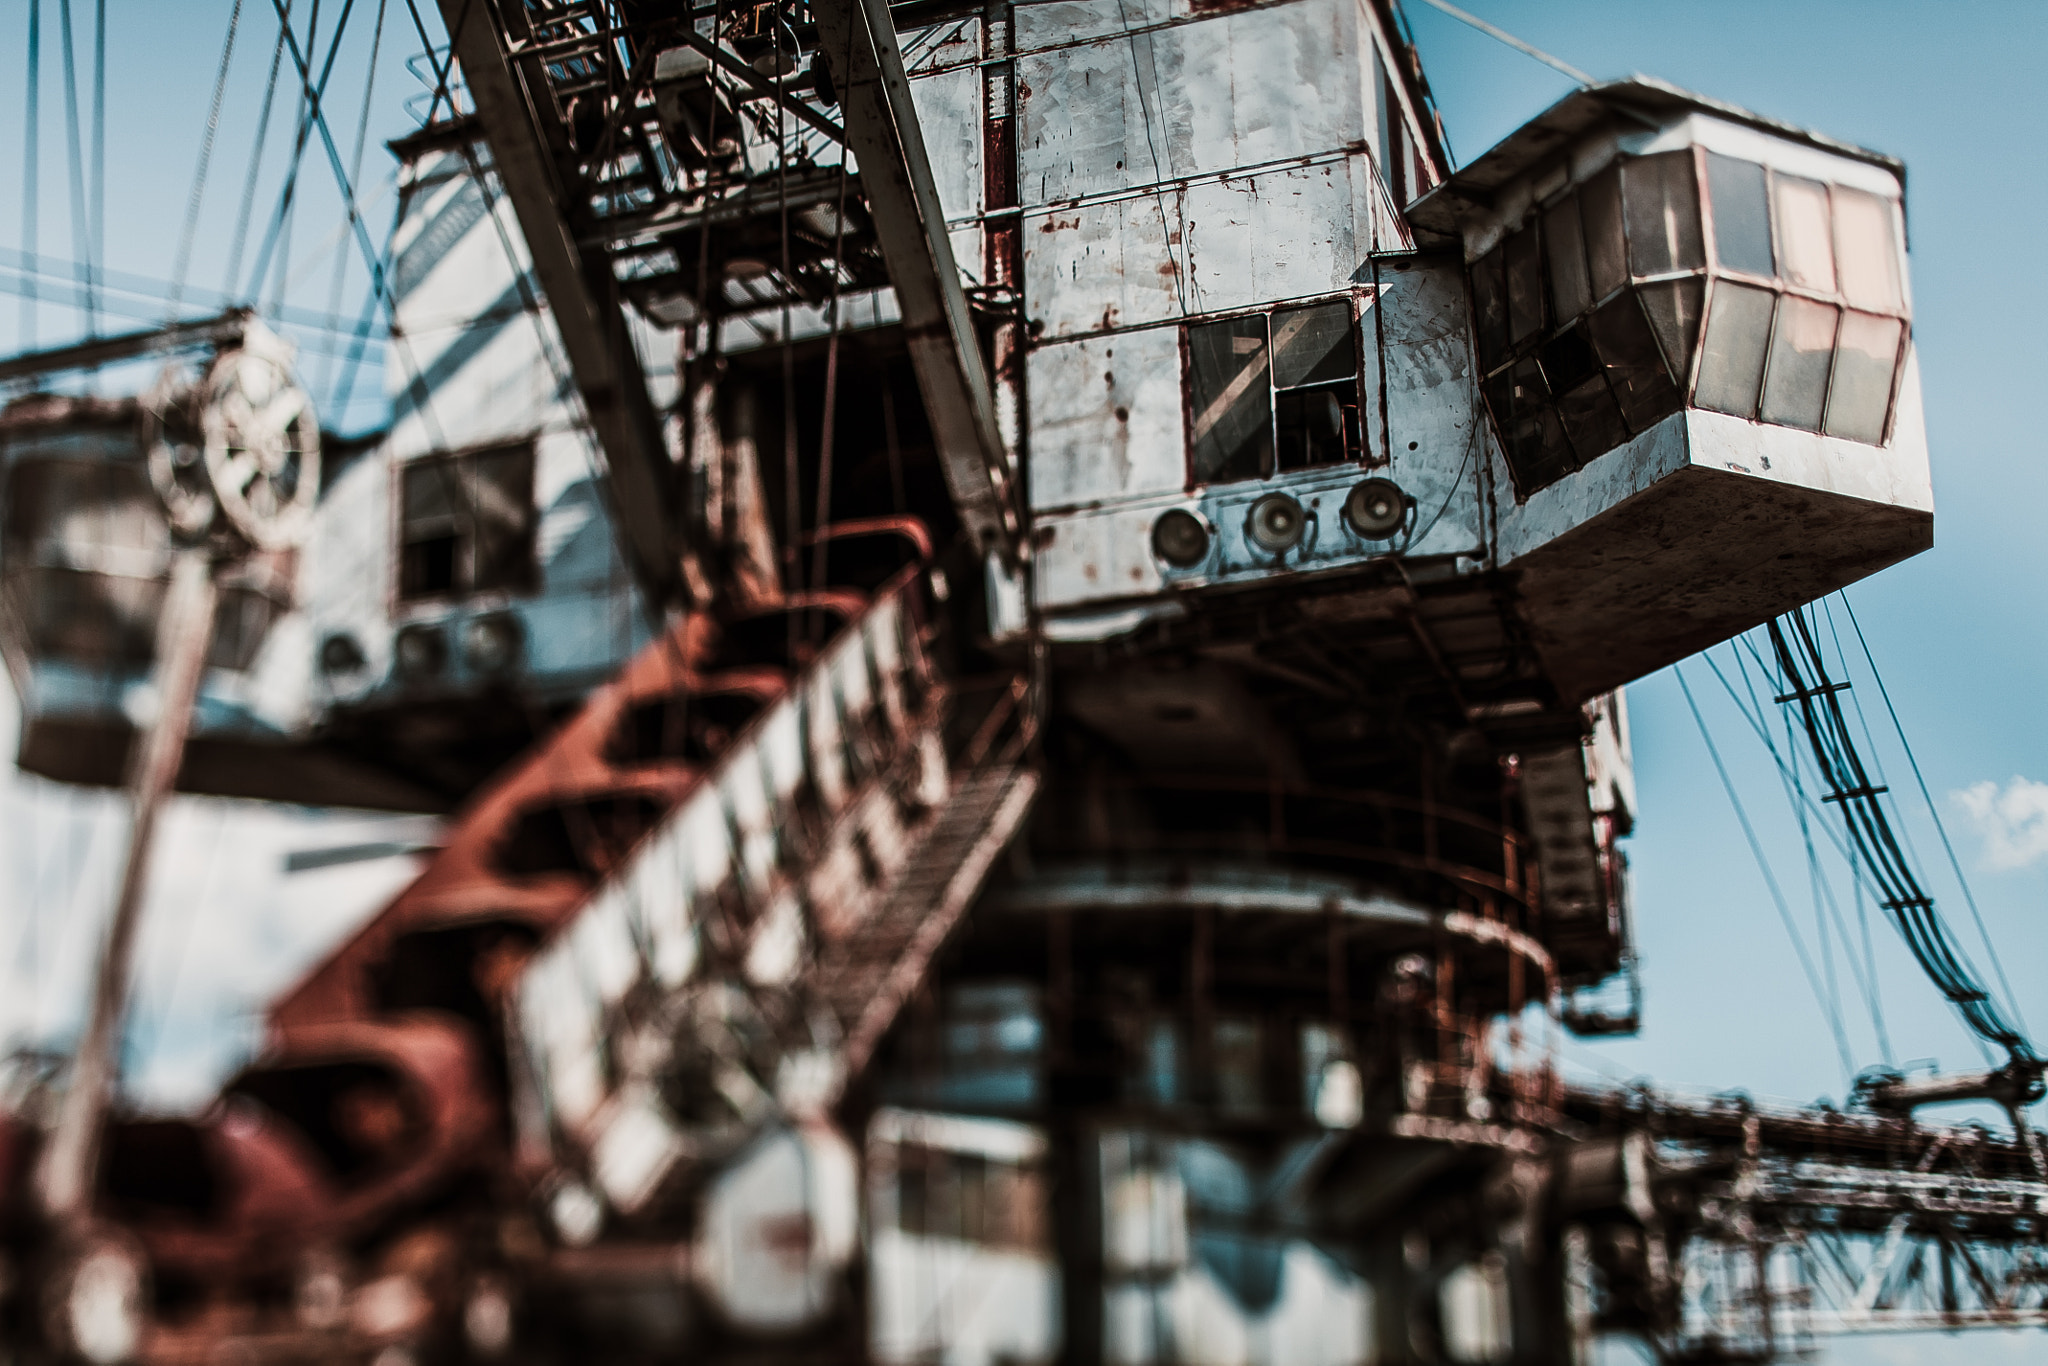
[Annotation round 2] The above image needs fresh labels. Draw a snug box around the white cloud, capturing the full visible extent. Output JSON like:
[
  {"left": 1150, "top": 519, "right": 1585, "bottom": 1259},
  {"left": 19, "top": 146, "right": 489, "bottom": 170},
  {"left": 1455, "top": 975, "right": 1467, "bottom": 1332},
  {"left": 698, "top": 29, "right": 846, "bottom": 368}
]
[{"left": 1952, "top": 776, "right": 2048, "bottom": 870}]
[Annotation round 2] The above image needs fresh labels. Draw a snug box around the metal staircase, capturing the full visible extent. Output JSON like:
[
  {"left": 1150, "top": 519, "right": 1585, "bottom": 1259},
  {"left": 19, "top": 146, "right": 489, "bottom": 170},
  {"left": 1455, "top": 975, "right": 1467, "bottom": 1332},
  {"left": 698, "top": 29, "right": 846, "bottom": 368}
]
[
  {"left": 818, "top": 759, "right": 1041, "bottom": 1083},
  {"left": 79, "top": 523, "right": 1041, "bottom": 1360}
]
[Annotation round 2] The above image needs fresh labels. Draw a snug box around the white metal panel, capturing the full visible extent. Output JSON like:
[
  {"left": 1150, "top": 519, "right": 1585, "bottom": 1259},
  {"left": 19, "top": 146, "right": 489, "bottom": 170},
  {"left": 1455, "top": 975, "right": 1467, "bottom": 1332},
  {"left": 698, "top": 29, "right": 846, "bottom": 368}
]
[
  {"left": 1013, "top": 0, "right": 1176, "bottom": 53},
  {"left": 522, "top": 944, "right": 607, "bottom": 1129},
  {"left": 1174, "top": 163, "right": 1376, "bottom": 316},
  {"left": 1022, "top": 161, "right": 1377, "bottom": 339},
  {"left": 910, "top": 63, "right": 985, "bottom": 224},
  {"left": 1017, "top": 0, "right": 1366, "bottom": 203},
  {"left": 1022, "top": 193, "right": 1186, "bottom": 338},
  {"left": 1027, "top": 326, "right": 1186, "bottom": 513},
  {"left": 870, "top": 1231, "right": 1061, "bottom": 1366},
  {"left": 1032, "top": 501, "right": 1170, "bottom": 608},
  {"left": 1359, "top": 257, "right": 1486, "bottom": 559},
  {"left": 570, "top": 892, "right": 641, "bottom": 1011}
]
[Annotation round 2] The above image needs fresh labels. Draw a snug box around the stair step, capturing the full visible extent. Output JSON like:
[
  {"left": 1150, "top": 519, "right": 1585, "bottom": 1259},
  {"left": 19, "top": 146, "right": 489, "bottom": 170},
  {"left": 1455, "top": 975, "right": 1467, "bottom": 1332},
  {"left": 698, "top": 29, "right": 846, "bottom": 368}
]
[{"left": 807, "top": 765, "right": 1041, "bottom": 1085}]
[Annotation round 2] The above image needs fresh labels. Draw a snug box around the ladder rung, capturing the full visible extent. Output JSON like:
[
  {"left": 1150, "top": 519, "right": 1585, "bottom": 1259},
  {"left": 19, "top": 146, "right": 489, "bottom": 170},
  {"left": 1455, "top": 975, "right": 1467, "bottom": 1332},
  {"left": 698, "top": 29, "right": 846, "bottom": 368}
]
[{"left": 1775, "top": 680, "right": 1853, "bottom": 705}]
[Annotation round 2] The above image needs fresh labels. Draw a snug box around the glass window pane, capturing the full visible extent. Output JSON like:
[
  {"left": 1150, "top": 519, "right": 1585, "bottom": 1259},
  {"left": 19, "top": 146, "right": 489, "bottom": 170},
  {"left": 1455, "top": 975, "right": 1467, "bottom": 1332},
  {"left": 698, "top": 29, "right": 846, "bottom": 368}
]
[
  {"left": 1276, "top": 385, "right": 1361, "bottom": 471},
  {"left": 1504, "top": 224, "right": 1545, "bottom": 346},
  {"left": 1587, "top": 293, "right": 1681, "bottom": 432},
  {"left": 1834, "top": 187, "right": 1902, "bottom": 312},
  {"left": 1623, "top": 151, "right": 1704, "bottom": 277},
  {"left": 1825, "top": 312, "right": 1903, "bottom": 445},
  {"left": 1186, "top": 314, "right": 1273, "bottom": 485},
  {"left": 1705, "top": 153, "right": 1773, "bottom": 277},
  {"left": 1581, "top": 165, "right": 1627, "bottom": 301},
  {"left": 1271, "top": 302, "right": 1356, "bottom": 389},
  {"left": 401, "top": 535, "right": 460, "bottom": 599},
  {"left": 1694, "top": 282, "right": 1777, "bottom": 418},
  {"left": 1470, "top": 249, "right": 1509, "bottom": 372},
  {"left": 1774, "top": 175, "right": 1836, "bottom": 295},
  {"left": 1484, "top": 359, "right": 1575, "bottom": 494},
  {"left": 1556, "top": 374, "right": 1630, "bottom": 463},
  {"left": 1760, "top": 297, "right": 1838, "bottom": 432},
  {"left": 471, "top": 445, "right": 536, "bottom": 539},
  {"left": 1544, "top": 195, "right": 1592, "bottom": 322},
  {"left": 1539, "top": 323, "right": 1600, "bottom": 396},
  {"left": 402, "top": 457, "right": 459, "bottom": 525},
  {"left": 1637, "top": 278, "right": 1705, "bottom": 386}
]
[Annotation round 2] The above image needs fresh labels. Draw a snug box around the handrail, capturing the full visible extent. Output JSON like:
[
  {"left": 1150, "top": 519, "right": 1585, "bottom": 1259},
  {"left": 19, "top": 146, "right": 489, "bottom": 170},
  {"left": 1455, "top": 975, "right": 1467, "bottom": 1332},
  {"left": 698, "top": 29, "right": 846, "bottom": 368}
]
[{"left": 961, "top": 673, "right": 1032, "bottom": 770}]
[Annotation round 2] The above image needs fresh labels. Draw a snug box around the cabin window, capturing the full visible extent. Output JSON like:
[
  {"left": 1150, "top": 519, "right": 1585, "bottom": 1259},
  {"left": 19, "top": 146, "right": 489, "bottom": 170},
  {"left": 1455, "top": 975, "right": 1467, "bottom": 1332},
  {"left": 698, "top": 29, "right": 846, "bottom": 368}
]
[
  {"left": 398, "top": 441, "right": 538, "bottom": 602},
  {"left": 1472, "top": 149, "right": 1910, "bottom": 497},
  {"left": 1, "top": 457, "right": 168, "bottom": 668},
  {"left": 1183, "top": 300, "right": 1363, "bottom": 487}
]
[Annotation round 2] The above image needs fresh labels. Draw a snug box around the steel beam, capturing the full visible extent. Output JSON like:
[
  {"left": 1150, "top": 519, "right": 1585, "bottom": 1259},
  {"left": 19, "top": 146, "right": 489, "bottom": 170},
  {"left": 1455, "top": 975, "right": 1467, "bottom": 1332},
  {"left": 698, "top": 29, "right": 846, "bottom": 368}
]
[
  {"left": 37, "top": 550, "right": 220, "bottom": 1223},
  {"left": 435, "top": 0, "right": 686, "bottom": 607},
  {"left": 0, "top": 310, "right": 250, "bottom": 384},
  {"left": 813, "top": 0, "right": 1019, "bottom": 559}
]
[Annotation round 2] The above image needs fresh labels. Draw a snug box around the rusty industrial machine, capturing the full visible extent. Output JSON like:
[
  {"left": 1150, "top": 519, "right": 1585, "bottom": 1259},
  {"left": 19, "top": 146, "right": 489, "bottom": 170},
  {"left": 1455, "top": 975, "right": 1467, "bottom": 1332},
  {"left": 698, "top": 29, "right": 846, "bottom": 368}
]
[{"left": 0, "top": 1, "right": 2037, "bottom": 1364}]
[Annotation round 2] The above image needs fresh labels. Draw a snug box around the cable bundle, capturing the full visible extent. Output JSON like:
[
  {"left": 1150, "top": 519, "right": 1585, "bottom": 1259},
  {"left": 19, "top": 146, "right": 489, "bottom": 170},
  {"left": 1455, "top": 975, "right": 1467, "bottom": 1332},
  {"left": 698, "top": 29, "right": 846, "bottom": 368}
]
[{"left": 1767, "top": 607, "right": 2039, "bottom": 1074}]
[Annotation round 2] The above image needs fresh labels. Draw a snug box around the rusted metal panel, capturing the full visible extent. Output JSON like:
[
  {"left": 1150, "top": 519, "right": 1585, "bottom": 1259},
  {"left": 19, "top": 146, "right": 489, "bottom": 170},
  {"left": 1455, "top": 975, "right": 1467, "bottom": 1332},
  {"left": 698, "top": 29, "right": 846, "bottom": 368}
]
[
  {"left": 1027, "top": 325, "right": 1187, "bottom": 513},
  {"left": 1018, "top": 0, "right": 1367, "bottom": 198},
  {"left": 1020, "top": 162, "right": 1388, "bottom": 343},
  {"left": 1357, "top": 256, "right": 1486, "bottom": 559}
]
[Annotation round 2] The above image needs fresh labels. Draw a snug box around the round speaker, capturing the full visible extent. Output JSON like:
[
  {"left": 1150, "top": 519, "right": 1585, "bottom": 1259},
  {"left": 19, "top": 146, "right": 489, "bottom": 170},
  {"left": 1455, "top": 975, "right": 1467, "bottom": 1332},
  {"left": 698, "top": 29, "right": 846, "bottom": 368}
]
[
  {"left": 1246, "top": 493, "right": 1306, "bottom": 553},
  {"left": 393, "top": 623, "right": 449, "bottom": 681},
  {"left": 1343, "top": 478, "right": 1408, "bottom": 539},
  {"left": 1151, "top": 508, "right": 1211, "bottom": 567},
  {"left": 463, "top": 612, "right": 525, "bottom": 675}
]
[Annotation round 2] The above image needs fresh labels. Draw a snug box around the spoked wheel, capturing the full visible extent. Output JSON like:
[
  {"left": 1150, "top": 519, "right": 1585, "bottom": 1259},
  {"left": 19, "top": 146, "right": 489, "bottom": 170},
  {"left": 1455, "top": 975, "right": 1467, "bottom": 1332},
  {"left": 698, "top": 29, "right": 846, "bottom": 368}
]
[
  {"left": 199, "top": 328, "right": 321, "bottom": 552},
  {"left": 140, "top": 361, "right": 216, "bottom": 542}
]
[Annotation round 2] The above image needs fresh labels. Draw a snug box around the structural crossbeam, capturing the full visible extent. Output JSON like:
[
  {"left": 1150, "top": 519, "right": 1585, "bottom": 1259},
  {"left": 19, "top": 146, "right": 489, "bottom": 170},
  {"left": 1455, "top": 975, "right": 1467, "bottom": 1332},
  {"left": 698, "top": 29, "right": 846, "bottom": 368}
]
[{"left": 436, "top": 0, "right": 686, "bottom": 607}]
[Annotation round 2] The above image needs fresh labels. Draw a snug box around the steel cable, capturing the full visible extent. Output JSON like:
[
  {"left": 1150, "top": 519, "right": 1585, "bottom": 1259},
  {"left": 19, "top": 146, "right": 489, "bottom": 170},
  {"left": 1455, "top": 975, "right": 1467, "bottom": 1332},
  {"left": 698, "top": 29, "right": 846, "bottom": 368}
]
[
  {"left": 316, "top": 0, "right": 386, "bottom": 395},
  {"left": 1677, "top": 663, "right": 1858, "bottom": 1083},
  {"left": 225, "top": 1, "right": 295, "bottom": 297},
  {"left": 57, "top": 0, "right": 96, "bottom": 332},
  {"left": 1766, "top": 607, "right": 2035, "bottom": 1068},
  {"left": 21, "top": 0, "right": 41, "bottom": 348},
  {"left": 1839, "top": 592, "right": 2028, "bottom": 1036},
  {"left": 89, "top": 0, "right": 104, "bottom": 322},
  {"left": 1710, "top": 644, "right": 1893, "bottom": 1063},
  {"left": 169, "top": 0, "right": 247, "bottom": 322}
]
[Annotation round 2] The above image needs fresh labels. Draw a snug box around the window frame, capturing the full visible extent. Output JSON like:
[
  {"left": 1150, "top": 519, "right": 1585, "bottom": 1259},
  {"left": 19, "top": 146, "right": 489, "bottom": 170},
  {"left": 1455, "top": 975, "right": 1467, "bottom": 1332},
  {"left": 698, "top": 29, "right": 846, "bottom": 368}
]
[
  {"left": 392, "top": 438, "right": 541, "bottom": 609},
  {"left": 1177, "top": 290, "right": 1374, "bottom": 492},
  {"left": 1471, "top": 146, "right": 1912, "bottom": 500}
]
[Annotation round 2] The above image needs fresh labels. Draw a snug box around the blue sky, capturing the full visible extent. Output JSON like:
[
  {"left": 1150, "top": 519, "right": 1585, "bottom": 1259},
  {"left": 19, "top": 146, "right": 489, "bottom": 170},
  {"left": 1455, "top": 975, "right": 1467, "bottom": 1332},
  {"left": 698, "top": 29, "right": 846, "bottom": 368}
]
[{"left": 1, "top": 2, "right": 2045, "bottom": 1359}]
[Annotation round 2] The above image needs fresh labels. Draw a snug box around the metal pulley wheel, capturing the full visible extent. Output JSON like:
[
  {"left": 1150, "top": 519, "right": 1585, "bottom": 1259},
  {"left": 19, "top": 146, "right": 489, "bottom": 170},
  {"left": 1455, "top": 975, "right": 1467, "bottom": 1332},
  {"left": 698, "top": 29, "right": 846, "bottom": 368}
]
[
  {"left": 142, "top": 321, "right": 321, "bottom": 551},
  {"left": 140, "top": 361, "right": 217, "bottom": 542},
  {"left": 199, "top": 324, "right": 321, "bottom": 552}
]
